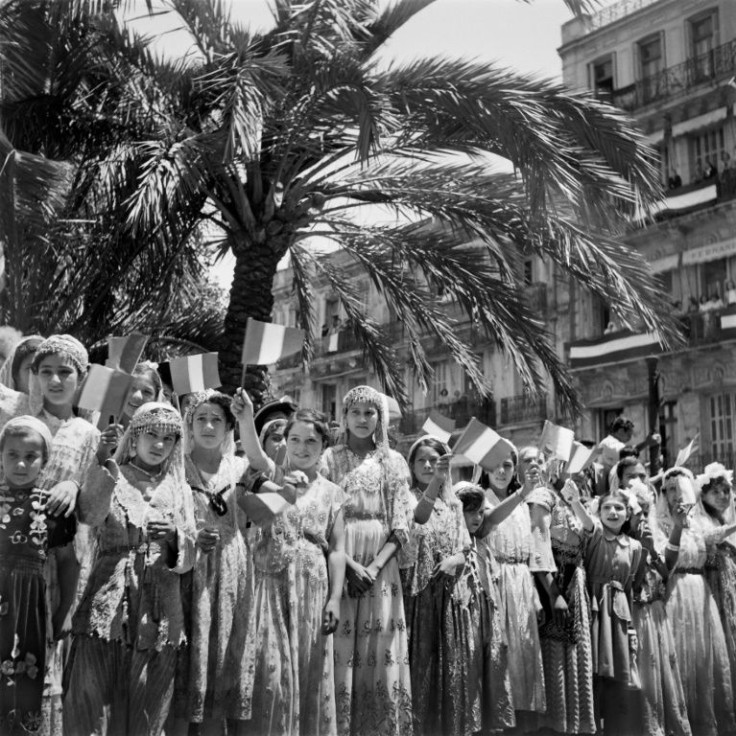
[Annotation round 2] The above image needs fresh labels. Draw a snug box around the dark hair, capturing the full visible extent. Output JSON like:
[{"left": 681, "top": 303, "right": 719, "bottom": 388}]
[
  {"left": 11, "top": 337, "right": 43, "bottom": 387},
  {"left": 598, "top": 488, "right": 633, "bottom": 534},
  {"left": 618, "top": 445, "right": 639, "bottom": 461},
  {"left": 132, "top": 363, "right": 163, "bottom": 396},
  {"left": 0, "top": 426, "right": 50, "bottom": 464},
  {"left": 192, "top": 393, "right": 236, "bottom": 430},
  {"left": 284, "top": 409, "right": 331, "bottom": 448},
  {"left": 615, "top": 456, "right": 644, "bottom": 483},
  {"left": 455, "top": 482, "right": 486, "bottom": 513},
  {"left": 610, "top": 416, "right": 634, "bottom": 434},
  {"left": 407, "top": 437, "right": 448, "bottom": 486},
  {"left": 485, "top": 447, "right": 521, "bottom": 493}
]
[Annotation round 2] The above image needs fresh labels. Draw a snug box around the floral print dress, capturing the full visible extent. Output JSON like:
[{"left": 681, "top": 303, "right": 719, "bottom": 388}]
[{"left": 322, "top": 445, "right": 414, "bottom": 736}]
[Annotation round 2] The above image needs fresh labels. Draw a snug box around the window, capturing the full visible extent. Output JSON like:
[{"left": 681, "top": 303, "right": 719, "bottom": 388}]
[
  {"left": 691, "top": 126, "right": 724, "bottom": 180},
  {"left": 321, "top": 384, "right": 337, "bottom": 420},
  {"left": 709, "top": 392, "right": 735, "bottom": 461},
  {"left": 430, "top": 360, "right": 462, "bottom": 406},
  {"left": 703, "top": 257, "right": 727, "bottom": 300},
  {"left": 690, "top": 10, "right": 719, "bottom": 81},
  {"left": 639, "top": 34, "right": 664, "bottom": 103},
  {"left": 590, "top": 55, "right": 615, "bottom": 101}
]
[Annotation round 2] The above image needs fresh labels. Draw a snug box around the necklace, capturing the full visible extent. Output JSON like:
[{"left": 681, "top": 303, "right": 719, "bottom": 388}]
[{"left": 128, "top": 460, "right": 162, "bottom": 481}]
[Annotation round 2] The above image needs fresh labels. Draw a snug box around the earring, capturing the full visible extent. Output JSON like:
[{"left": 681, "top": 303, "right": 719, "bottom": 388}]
[{"left": 129, "top": 447, "right": 137, "bottom": 458}]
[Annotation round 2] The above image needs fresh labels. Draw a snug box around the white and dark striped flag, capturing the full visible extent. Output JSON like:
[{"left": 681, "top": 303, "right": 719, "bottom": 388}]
[
  {"left": 452, "top": 417, "right": 515, "bottom": 471},
  {"left": 421, "top": 410, "right": 455, "bottom": 444},
  {"left": 242, "top": 318, "right": 304, "bottom": 366},
  {"left": 169, "top": 353, "right": 221, "bottom": 394},
  {"left": 77, "top": 364, "right": 133, "bottom": 427}
]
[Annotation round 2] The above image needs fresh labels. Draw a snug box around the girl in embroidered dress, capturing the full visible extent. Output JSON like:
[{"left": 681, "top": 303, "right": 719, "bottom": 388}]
[
  {"left": 480, "top": 446, "right": 547, "bottom": 726},
  {"left": 657, "top": 467, "right": 736, "bottom": 736},
  {"left": 320, "top": 386, "right": 413, "bottom": 736},
  {"left": 0, "top": 416, "right": 76, "bottom": 736},
  {"left": 398, "top": 437, "right": 472, "bottom": 736},
  {"left": 566, "top": 481, "right": 643, "bottom": 735},
  {"left": 64, "top": 402, "right": 196, "bottom": 736},
  {"left": 174, "top": 390, "right": 254, "bottom": 735},
  {"left": 232, "top": 395, "right": 347, "bottom": 736}
]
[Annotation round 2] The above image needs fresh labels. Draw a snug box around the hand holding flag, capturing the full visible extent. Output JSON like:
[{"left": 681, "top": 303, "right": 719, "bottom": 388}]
[
  {"left": 452, "top": 417, "right": 515, "bottom": 471},
  {"left": 422, "top": 410, "right": 455, "bottom": 444}
]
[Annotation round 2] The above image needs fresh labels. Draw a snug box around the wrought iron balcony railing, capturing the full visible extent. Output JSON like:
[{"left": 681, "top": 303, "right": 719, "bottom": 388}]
[
  {"left": 499, "top": 394, "right": 548, "bottom": 426},
  {"left": 607, "top": 39, "right": 736, "bottom": 111}
]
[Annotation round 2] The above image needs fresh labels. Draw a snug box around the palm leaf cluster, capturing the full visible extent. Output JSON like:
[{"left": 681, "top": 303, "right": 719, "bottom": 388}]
[{"left": 0, "top": 0, "right": 676, "bottom": 410}]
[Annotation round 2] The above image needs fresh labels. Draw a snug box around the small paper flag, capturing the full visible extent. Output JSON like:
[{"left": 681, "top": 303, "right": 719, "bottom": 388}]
[
  {"left": 422, "top": 410, "right": 455, "bottom": 444},
  {"left": 242, "top": 318, "right": 304, "bottom": 365},
  {"left": 674, "top": 434, "right": 698, "bottom": 468},
  {"left": 539, "top": 420, "right": 575, "bottom": 463},
  {"left": 567, "top": 441, "right": 594, "bottom": 475},
  {"left": 327, "top": 332, "right": 339, "bottom": 353},
  {"left": 452, "top": 417, "right": 515, "bottom": 471},
  {"left": 106, "top": 333, "right": 149, "bottom": 373},
  {"left": 77, "top": 365, "right": 133, "bottom": 428},
  {"left": 169, "top": 353, "right": 221, "bottom": 395},
  {"left": 240, "top": 492, "right": 292, "bottom": 527}
]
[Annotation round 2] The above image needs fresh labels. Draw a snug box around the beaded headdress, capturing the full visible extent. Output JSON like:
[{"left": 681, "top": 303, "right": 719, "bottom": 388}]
[
  {"left": 183, "top": 389, "right": 236, "bottom": 457},
  {"left": 0, "top": 414, "right": 54, "bottom": 462},
  {"left": 32, "top": 335, "right": 88, "bottom": 376},
  {"left": 339, "top": 385, "right": 388, "bottom": 449},
  {"left": 696, "top": 462, "right": 733, "bottom": 491}
]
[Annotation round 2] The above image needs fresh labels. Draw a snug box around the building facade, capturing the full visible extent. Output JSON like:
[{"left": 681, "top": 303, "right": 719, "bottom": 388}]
[{"left": 559, "top": 0, "right": 736, "bottom": 467}]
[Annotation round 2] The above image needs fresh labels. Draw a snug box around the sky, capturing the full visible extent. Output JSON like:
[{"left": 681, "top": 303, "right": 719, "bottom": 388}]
[{"left": 128, "top": 0, "right": 608, "bottom": 290}]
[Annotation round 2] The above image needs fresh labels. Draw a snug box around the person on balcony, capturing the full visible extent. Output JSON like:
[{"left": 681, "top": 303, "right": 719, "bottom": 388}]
[{"left": 725, "top": 280, "right": 736, "bottom": 307}]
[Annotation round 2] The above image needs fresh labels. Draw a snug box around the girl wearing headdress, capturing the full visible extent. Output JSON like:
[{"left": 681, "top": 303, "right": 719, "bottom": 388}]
[
  {"left": 480, "top": 445, "right": 548, "bottom": 726},
  {"left": 0, "top": 416, "right": 76, "bottom": 735},
  {"left": 696, "top": 463, "right": 736, "bottom": 712},
  {"left": 173, "top": 390, "right": 254, "bottom": 735},
  {"left": 657, "top": 467, "right": 735, "bottom": 736},
  {"left": 64, "top": 402, "right": 196, "bottom": 736},
  {"left": 398, "top": 437, "right": 469, "bottom": 736},
  {"left": 232, "top": 393, "right": 347, "bottom": 736},
  {"left": 0, "top": 335, "right": 44, "bottom": 394},
  {"left": 320, "top": 385, "right": 413, "bottom": 736}
]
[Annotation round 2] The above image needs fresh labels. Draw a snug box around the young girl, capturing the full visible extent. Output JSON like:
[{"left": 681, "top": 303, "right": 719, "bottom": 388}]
[
  {"left": 481, "top": 445, "right": 547, "bottom": 725},
  {"left": 0, "top": 335, "right": 44, "bottom": 394},
  {"left": 178, "top": 390, "right": 254, "bottom": 735},
  {"left": 566, "top": 483, "right": 643, "bottom": 734},
  {"left": 64, "top": 402, "right": 195, "bottom": 736},
  {"left": 232, "top": 399, "right": 346, "bottom": 736},
  {"left": 320, "top": 386, "right": 413, "bottom": 736},
  {"left": 0, "top": 416, "right": 76, "bottom": 735},
  {"left": 121, "top": 363, "right": 163, "bottom": 428},
  {"left": 399, "top": 437, "right": 470, "bottom": 736},
  {"left": 658, "top": 467, "right": 735, "bottom": 736}
]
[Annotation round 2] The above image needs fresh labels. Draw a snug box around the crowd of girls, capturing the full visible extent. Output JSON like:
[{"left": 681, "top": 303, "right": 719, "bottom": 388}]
[{"left": 2, "top": 335, "right": 736, "bottom": 736}]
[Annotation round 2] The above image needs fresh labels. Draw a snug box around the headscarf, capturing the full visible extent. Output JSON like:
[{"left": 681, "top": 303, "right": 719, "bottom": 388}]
[
  {"left": 183, "top": 389, "right": 236, "bottom": 457},
  {"left": 0, "top": 414, "right": 54, "bottom": 467},
  {"left": 28, "top": 334, "right": 89, "bottom": 415},
  {"left": 693, "top": 462, "right": 736, "bottom": 543},
  {"left": 114, "top": 402, "right": 184, "bottom": 483},
  {"left": 259, "top": 418, "right": 287, "bottom": 449},
  {"left": 0, "top": 335, "right": 44, "bottom": 392},
  {"left": 339, "top": 385, "right": 388, "bottom": 452},
  {"left": 652, "top": 466, "right": 697, "bottom": 551}
]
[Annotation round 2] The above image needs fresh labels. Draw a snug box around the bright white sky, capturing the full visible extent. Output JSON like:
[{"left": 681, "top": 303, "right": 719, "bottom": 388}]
[{"left": 128, "top": 0, "right": 606, "bottom": 290}]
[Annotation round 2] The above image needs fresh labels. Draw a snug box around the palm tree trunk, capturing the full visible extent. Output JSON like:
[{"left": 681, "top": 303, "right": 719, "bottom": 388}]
[{"left": 220, "top": 229, "right": 284, "bottom": 400}]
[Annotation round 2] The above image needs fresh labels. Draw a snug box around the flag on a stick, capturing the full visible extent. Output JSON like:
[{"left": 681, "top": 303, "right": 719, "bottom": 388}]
[
  {"left": 539, "top": 420, "right": 575, "bottom": 462},
  {"left": 169, "top": 353, "right": 221, "bottom": 395},
  {"left": 674, "top": 434, "right": 699, "bottom": 468},
  {"left": 452, "top": 417, "right": 515, "bottom": 471},
  {"left": 240, "top": 492, "right": 293, "bottom": 527},
  {"left": 106, "top": 333, "right": 149, "bottom": 373},
  {"left": 422, "top": 410, "right": 455, "bottom": 444},
  {"left": 242, "top": 318, "right": 304, "bottom": 365},
  {"left": 77, "top": 365, "right": 133, "bottom": 428},
  {"left": 567, "top": 441, "right": 594, "bottom": 475}
]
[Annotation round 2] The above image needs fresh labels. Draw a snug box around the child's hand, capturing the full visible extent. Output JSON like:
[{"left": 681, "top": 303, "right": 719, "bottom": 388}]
[
  {"left": 431, "top": 554, "right": 463, "bottom": 580},
  {"left": 322, "top": 598, "right": 340, "bottom": 635},
  {"left": 196, "top": 526, "right": 220, "bottom": 554},
  {"left": 147, "top": 518, "right": 177, "bottom": 546},
  {"left": 434, "top": 454, "right": 452, "bottom": 484},
  {"left": 96, "top": 422, "right": 123, "bottom": 464},
  {"left": 673, "top": 503, "right": 692, "bottom": 529},
  {"left": 346, "top": 561, "right": 375, "bottom": 596},
  {"left": 230, "top": 388, "right": 255, "bottom": 422},
  {"left": 560, "top": 479, "right": 580, "bottom": 505},
  {"left": 45, "top": 480, "right": 79, "bottom": 518}
]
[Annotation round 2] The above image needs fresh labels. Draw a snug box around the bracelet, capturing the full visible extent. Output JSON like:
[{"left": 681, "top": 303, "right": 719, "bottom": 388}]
[
  {"left": 665, "top": 542, "right": 680, "bottom": 553},
  {"left": 250, "top": 475, "right": 268, "bottom": 494}
]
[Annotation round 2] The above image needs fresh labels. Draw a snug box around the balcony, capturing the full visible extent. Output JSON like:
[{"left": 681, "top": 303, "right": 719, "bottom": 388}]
[
  {"left": 588, "top": 0, "right": 659, "bottom": 30},
  {"left": 609, "top": 39, "right": 736, "bottom": 112},
  {"left": 499, "top": 394, "right": 548, "bottom": 426},
  {"left": 679, "top": 308, "right": 736, "bottom": 347}
]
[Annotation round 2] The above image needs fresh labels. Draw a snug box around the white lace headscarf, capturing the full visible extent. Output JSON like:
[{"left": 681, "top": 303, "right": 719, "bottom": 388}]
[
  {"left": 183, "top": 389, "right": 236, "bottom": 457},
  {"left": 694, "top": 462, "right": 736, "bottom": 542},
  {"left": 653, "top": 466, "right": 697, "bottom": 551},
  {"left": 339, "top": 385, "right": 389, "bottom": 454}
]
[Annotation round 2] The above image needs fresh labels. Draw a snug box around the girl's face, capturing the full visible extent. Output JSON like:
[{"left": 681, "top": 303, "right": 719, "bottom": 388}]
[
  {"left": 599, "top": 497, "right": 628, "bottom": 534},
  {"left": 2, "top": 431, "right": 45, "bottom": 488},
  {"left": 36, "top": 354, "right": 80, "bottom": 409},
  {"left": 413, "top": 445, "right": 441, "bottom": 488},
  {"left": 263, "top": 422, "right": 287, "bottom": 462},
  {"left": 346, "top": 402, "right": 378, "bottom": 440},
  {"left": 490, "top": 456, "right": 515, "bottom": 492},
  {"left": 702, "top": 480, "right": 732, "bottom": 516},
  {"left": 15, "top": 354, "right": 35, "bottom": 394},
  {"left": 519, "top": 449, "right": 546, "bottom": 488},
  {"left": 286, "top": 420, "right": 324, "bottom": 472},
  {"left": 463, "top": 505, "right": 484, "bottom": 536},
  {"left": 133, "top": 427, "right": 177, "bottom": 471},
  {"left": 191, "top": 403, "right": 228, "bottom": 451},
  {"left": 124, "top": 374, "right": 158, "bottom": 419},
  {"left": 620, "top": 463, "right": 647, "bottom": 488}
]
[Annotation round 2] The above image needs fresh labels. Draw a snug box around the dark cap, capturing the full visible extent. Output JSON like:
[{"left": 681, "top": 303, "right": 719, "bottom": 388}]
[{"left": 254, "top": 398, "right": 298, "bottom": 436}]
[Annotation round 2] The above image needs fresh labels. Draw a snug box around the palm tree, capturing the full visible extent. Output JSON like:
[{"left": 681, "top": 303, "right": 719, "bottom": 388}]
[{"left": 0, "top": 0, "right": 676, "bottom": 409}]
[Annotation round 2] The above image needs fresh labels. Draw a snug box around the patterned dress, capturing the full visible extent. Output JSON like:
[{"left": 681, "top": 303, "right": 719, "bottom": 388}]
[
  {"left": 178, "top": 454, "right": 254, "bottom": 725},
  {"left": 322, "top": 445, "right": 413, "bottom": 736},
  {"left": 399, "top": 490, "right": 483, "bottom": 736},
  {"left": 531, "top": 491, "right": 595, "bottom": 735},
  {"left": 247, "top": 473, "right": 345, "bottom": 736},
  {"left": 64, "top": 463, "right": 196, "bottom": 736},
  {"left": 0, "top": 485, "right": 74, "bottom": 735},
  {"left": 666, "top": 525, "right": 735, "bottom": 736},
  {"left": 479, "top": 490, "right": 546, "bottom": 717}
]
